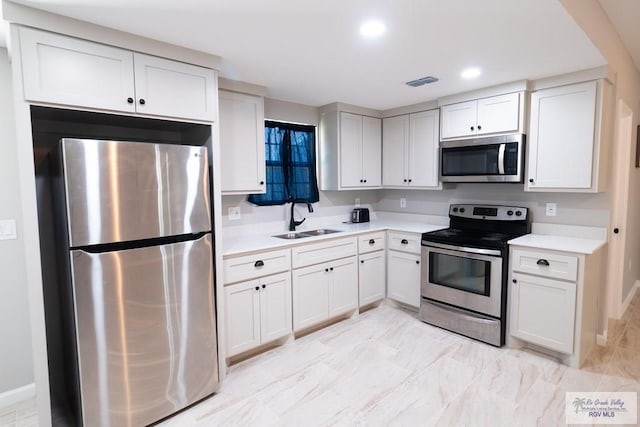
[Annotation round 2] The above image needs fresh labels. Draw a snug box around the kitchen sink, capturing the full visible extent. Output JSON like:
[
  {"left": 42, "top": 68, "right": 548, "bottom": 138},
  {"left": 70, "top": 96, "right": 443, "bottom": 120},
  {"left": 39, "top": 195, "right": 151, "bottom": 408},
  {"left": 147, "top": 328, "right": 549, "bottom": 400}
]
[
  {"left": 272, "top": 229, "right": 342, "bottom": 240},
  {"left": 299, "top": 229, "right": 341, "bottom": 236}
]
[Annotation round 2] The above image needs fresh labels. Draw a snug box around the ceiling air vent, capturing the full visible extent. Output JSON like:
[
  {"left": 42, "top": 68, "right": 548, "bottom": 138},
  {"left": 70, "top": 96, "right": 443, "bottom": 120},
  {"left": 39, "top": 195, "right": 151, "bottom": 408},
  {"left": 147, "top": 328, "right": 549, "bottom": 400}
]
[{"left": 405, "top": 76, "right": 439, "bottom": 87}]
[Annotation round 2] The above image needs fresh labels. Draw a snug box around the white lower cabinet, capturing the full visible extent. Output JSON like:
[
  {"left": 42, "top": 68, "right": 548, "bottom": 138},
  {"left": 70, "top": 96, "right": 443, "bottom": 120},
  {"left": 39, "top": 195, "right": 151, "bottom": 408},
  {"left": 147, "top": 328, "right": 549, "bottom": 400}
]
[
  {"left": 225, "top": 271, "right": 292, "bottom": 357},
  {"left": 358, "top": 251, "right": 386, "bottom": 306},
  {"left": 509, "top": 272, "right": 576, "bottom": 354},
  {"left": 292, "top": 256, "right": 357, "bottom": 332},
  {"left": 387, "top": 249, "right": 421, "bottom": 308}
]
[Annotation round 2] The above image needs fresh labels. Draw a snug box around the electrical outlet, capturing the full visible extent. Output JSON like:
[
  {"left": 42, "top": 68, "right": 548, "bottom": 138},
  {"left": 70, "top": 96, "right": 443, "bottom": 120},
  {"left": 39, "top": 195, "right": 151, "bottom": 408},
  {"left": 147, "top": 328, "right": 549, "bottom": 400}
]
[
  {"left": 355, "top": 198, "right": 361, "bottom": 208},
  {"left": 400, "top": 198, "right": 407, "bottom": 209},
  {"left": 0, "top": 219, "right": 17, "bottom": 240},
  {"left": 629, "top": 259, "right": 632, "bottom": 272},
  {"left": 546, "top": 203, "right": 557, "bottom": 217},
  {"left": 228, "top": 207, "right": 241, "bottom": 221}
]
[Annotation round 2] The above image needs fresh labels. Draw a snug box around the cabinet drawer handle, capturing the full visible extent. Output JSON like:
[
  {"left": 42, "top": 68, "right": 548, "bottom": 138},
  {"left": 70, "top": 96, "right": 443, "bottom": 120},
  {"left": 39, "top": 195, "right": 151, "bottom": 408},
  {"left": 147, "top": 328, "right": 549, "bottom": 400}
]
[
  {"left": 536, "top": 259, "right": 550, "bottom": 266},
  {"left": 401, "top": 239, "right": 409, "bottom": 245},
  {"left": 254, "top": 260, "right": 264, "bottom": 267},
  {"left": 369, "top": 239, "right": 375, "bottom": 245}
]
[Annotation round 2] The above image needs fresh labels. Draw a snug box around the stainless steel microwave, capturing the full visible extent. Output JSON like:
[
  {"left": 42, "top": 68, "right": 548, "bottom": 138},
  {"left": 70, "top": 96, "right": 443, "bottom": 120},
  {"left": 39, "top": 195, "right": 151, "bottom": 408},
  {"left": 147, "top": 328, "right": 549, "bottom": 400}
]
[{"left": 439, "top": 134, "right": 525, "bottom": 183}]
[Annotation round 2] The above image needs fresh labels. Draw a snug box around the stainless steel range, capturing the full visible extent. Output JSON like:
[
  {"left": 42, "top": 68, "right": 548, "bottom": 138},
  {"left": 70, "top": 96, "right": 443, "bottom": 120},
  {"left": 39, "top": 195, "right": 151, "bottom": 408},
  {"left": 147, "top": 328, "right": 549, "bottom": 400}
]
[{"left": 419, "top": 204, "right": 530, "bottom": 346}]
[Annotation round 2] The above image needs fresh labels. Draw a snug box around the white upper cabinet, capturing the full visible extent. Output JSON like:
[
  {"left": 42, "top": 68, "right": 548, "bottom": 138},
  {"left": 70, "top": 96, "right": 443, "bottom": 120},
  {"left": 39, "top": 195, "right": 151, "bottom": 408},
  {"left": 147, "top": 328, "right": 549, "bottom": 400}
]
[
  {"left": 526, "top": 80, "right": 611, "bottom": 193},
  {"left": 382, "top": 109, "right": 440, "bottom": 189},
  {"left": 219, "top": 90, "right": 266, "bottom": 194},
  {"left": 440, "top": 92, "right": 522, "bottom": 139},
  {"left": 320, "top": 110, "right": 382, "bottom": 190},
  {"left": 19, "top": 27, "right": 216, "bottom": 122}
]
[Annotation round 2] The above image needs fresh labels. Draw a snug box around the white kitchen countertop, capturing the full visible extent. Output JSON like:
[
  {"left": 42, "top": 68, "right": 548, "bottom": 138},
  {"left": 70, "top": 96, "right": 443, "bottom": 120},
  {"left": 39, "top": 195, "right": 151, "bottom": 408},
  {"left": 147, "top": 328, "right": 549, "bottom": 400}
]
[
  {"left": 508, "top": 234, "right": 607, "bottom": 255},
  {"left": 222, "top": 219, "right": 447, "bottom": 256}
]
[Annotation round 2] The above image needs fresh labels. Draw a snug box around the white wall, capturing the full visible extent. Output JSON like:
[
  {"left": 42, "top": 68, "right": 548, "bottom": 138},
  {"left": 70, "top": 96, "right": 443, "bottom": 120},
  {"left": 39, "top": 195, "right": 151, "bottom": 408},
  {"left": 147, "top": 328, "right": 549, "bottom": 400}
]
[
  {"left": 0, "top": 47, "right": 34, "bottom": 394},
  {"left": 377, "top": 185, "right": 611, "bottom": 227},
  {"left": 562, "top": 0, "right": 640, "bottom": 308}
]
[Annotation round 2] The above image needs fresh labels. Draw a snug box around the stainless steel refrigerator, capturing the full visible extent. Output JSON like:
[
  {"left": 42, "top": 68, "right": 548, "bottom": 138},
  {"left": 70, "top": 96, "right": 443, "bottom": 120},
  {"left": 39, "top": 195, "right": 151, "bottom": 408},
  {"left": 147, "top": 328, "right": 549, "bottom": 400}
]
[{"left": 59, "top": 138, "right": 218, "bottom": 426}]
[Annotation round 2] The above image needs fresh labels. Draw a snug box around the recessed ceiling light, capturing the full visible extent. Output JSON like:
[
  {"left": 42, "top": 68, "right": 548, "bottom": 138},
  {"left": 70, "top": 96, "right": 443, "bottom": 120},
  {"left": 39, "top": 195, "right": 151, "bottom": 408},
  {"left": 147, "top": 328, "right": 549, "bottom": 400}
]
[
  {"left": 461, "top": 67, "right": 482, "bottom": 79},
  {"left": 360, "top": 20, "right": 386, "bottom": 38}
]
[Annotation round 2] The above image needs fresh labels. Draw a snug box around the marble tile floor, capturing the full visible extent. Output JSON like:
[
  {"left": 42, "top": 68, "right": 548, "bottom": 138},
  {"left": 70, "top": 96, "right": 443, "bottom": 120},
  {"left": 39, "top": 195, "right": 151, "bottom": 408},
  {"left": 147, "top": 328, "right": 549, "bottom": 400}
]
[{"left": 3, "top": 293, "right": 640, "bottom": 427}]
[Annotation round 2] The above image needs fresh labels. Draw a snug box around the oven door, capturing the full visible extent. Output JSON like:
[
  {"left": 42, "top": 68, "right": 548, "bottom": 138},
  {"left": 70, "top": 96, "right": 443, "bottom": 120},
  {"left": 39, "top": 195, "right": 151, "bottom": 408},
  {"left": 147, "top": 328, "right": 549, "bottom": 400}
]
[{"left": 421, "top": 243, "right": 503, "bottom": 317}]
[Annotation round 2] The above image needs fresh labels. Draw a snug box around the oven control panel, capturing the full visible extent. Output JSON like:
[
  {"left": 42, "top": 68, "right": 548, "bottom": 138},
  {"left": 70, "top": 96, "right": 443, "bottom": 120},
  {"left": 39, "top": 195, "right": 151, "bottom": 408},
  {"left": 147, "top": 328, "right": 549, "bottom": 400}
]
[{"left": 449, "top": 204, "right": 528, "bottom": 221}]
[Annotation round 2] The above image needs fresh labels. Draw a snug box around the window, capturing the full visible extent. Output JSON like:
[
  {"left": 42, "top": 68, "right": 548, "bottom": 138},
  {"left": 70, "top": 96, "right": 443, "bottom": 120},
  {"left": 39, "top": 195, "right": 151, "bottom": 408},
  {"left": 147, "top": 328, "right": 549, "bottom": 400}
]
[{"left": 248, "top": 121, "right": 319, "bottom": 206}]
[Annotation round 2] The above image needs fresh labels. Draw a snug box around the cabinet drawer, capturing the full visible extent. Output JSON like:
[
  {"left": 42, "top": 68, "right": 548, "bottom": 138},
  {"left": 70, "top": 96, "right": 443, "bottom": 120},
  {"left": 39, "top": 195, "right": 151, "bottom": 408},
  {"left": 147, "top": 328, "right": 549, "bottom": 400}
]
[
  {"left": 292, "top": 237, "right": 357, "bottom": 269},
  {"left": 224, "top": 248, "right": 291, "bottom": 284},
  {"left": 358, "top": 232, "right": 386, "bottom": 254},
  {"left": 387, "top": 231, "right": 421, "bottom": 254},
  {"left": 511, "top": 248, "right": 578, "bottom": 282}
]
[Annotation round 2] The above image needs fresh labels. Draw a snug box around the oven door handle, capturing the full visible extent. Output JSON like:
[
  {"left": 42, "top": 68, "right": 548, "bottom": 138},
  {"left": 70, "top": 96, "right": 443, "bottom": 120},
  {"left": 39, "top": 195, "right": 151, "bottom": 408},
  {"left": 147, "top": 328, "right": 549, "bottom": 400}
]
[
  {"left": 498, "top": 143, "right": 506, "bottom": 175},
  {"left": 421, "top": 241, "right": 502, "bottom": 257}
]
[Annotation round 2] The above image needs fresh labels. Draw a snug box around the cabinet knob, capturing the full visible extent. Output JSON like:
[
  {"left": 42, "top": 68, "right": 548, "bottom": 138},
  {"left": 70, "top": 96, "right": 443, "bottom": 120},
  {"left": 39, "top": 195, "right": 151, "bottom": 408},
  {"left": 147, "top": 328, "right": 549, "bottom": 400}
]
[
  {"left": 360, "top": 179, "right": 363, "bottom": 183},
  {"left": 254, "top": 260, "right": 264, "bottom": 267},
  {"left": 127, "top": 97, "right": 134, "bottom": 104},
  {"left": 259, "top": 181, "right": 265, "bottom": 185},
  {"left": 363, "top": 179, "right": 367, "bottom": 183},
  {"left": 408, "top": 179, "right": 412, "bottom": 183},
  {"left": 529, "top": 178, "right": 534, "bottom": 183},
  {"left": 403, "top": 179, "right": 407, "bottom": 183},
  {"left": 330, "top": 267, "right": 334, "bottom": 271},
  {"left": 401, "top": 239, "right": 409, "bottom": 245},
  {"left": 415, "top": 260, "right": 419, "bottom": 264},
  {"left": 477, "top": 125, "right": 482, "bottom": 131},
  {"left": 614, "top": 228, "right": 620, "bottom": 234},
  {"left": 262, "top": 284, "right": 266, "bottom": 289},
  {"left": 512, "top": 279, "right": 517, "bottom": 284},
  {"left": 254, "top": 286, "right": 260, "bottom": 291},
  {"left": 369, "top": 239, "right": 375, "bottom": 245},
  {"left": 536, "top": 259, "right": 550, "bottom": 266},
  {"left": 360, "top": 260, "right": 364, "bottom": 264},
  {"left": 139, "top": 98, "right": 146, "bottom": 105},
  {"left": 470, "top": 126, "right": 474, "bottom": 131},
  {"left": 325, "top": 268, "right": 329, "bottom": 272}
]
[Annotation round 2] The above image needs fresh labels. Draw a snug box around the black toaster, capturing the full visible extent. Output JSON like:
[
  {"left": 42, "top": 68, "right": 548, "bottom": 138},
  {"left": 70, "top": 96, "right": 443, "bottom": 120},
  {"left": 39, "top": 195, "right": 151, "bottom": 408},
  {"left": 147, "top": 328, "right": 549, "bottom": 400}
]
[{"left": 351, "top": 208, "right": 370, "bottom": 223}]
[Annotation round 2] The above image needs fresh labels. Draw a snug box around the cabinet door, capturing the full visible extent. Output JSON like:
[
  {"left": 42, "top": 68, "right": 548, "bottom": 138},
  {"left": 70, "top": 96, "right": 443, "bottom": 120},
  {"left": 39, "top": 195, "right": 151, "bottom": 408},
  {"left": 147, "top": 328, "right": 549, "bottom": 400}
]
[
  {"left": 340, "top": 112, "right": 363, "bottom": 188},
  {"left": 20, "top": 27, "right": 136, "bottom": 113},
  {"left": 292, "top": 264, "right": 329, "bottom": 331},
  {"left": 440, "top": 100, "right": 477, "bottom": 139},
  {"left": 382, "top": 115, "right": 409, "bottom": 186},
  {"left": 260, "top": 272, "right": 292, "bottom": 344},
  {"left": 510, "top": 273, "right": 577, "bottom": 354},
  {"left": 527, "top": 81, "right": 597, "bottom": 190},
  {"left": 133, "top": 53, "right": 216, "bottom": 121},
  {"left": 387, "top": 251, "right": 421, "bottom": 308},
  {"left": 408, "top": 110, "right": 440, "bottom": 188},
  {"left": 476, "top": 93, "right": 520, "bottom": 135},
  {"left": 361, "top": 116, "right": 382, "bottom": 187},
  {"left": 219, "top": 91, "right": 266, "bottom": 194},
  {"left": 328, "top": 256, "right": 358, "bottom": 317},
  {"left": 225, "top": 281, "right": 261, "bottom": 357},
  {"left": 359, "top": 251, "right": 386, "bottom": 306}
]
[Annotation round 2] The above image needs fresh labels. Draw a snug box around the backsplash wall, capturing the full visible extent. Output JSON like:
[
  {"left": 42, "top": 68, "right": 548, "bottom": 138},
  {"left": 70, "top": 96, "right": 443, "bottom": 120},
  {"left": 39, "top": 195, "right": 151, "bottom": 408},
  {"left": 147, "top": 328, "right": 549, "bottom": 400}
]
[{"left": 376, "top": 184, "right": 610, "bottom": 228}]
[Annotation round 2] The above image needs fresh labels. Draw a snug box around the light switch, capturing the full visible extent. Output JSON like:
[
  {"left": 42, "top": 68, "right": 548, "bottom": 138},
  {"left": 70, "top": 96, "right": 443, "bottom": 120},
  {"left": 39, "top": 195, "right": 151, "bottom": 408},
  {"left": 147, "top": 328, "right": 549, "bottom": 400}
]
[
  {"left": 400, "top": 198, "right": 407, "bottom": 208},
  {"left": 546, "top": 203, "right": 557, "bottom": 217},
  {"left": 0, "top": 219, "right": 17, "bottom": 240},
  {"left": 228, "top": 207, "right": 241, "bottom": 221}
]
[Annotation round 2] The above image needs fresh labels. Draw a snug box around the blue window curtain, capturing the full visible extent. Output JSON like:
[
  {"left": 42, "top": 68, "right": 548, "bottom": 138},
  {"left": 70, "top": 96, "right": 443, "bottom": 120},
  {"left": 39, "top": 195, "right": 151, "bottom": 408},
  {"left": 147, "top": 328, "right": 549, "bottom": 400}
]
[{"left": 248, "top": 121, "right": 319, "bottom": 206}]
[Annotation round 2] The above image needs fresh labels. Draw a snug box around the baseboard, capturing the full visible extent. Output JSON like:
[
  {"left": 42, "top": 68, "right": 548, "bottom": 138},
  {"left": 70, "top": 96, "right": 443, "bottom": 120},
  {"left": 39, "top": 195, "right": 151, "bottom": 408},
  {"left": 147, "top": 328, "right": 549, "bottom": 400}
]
[
  {"left": 621, "top": 280, "right": 639, "bottom": 317},
  {"left": 596, "top": 333, "right": 607, "bottom": 347},
  {"left": 0, "top": 383, "right": 36, "bottom": 409}
]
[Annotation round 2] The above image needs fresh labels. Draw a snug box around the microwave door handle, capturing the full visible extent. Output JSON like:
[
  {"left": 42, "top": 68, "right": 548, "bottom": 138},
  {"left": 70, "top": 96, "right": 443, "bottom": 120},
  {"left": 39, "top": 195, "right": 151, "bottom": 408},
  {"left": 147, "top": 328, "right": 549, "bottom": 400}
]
[{"left": 498, "top": 144, "right": 506, "bottom": 175}]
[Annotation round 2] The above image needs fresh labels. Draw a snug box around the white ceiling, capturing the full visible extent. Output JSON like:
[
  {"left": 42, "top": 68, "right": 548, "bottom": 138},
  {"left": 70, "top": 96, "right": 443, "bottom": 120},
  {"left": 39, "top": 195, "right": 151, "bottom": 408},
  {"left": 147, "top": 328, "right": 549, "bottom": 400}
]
[
  {"left": 598, "top": 0, "right": 640, "bottom": 73},
  {"left": 5, "top": 0, "right": 608, "bottom": 110}
]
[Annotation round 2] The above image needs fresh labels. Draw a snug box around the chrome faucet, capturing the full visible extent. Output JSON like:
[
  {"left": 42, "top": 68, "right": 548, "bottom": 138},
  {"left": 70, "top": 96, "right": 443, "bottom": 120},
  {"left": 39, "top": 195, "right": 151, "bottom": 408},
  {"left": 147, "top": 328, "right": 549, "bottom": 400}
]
[{"left": 289, "top": 199, "right": 314, "bottom": 231}]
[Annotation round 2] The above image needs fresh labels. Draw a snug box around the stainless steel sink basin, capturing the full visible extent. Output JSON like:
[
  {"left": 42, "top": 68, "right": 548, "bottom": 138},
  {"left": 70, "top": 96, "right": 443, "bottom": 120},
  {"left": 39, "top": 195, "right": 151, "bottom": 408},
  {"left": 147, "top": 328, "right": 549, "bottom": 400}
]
[
  {"left": 272, "top": 229, "right": 342, "bottom": 240},
  {"left": 272, "top": 232, "right": 309, "bottom": 240},
  {"left": 300, "top": 229, "right": 341, "bottom": 236}
]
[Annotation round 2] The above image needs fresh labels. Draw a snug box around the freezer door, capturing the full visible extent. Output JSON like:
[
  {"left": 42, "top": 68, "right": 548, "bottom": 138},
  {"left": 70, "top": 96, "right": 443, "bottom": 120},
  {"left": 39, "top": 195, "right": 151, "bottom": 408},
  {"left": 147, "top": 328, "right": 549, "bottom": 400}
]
[
  {"left": 62, "top": 138, "right": 211, "bottom": 247},
  {"left": 70, "top": 234, "right": 218, "bottom": 427}
]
